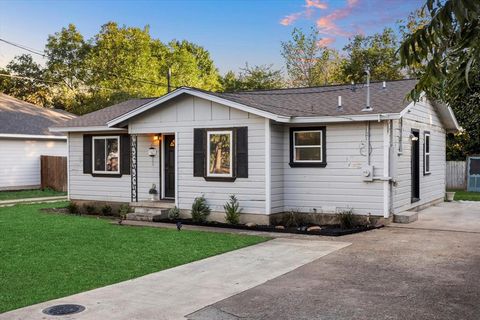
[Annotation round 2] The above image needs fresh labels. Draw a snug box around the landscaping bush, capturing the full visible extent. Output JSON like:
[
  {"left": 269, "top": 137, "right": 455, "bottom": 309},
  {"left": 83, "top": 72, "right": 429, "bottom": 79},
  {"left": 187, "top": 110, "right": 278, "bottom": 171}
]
[
  {"left": 67, "top": 202, "right": 79, "bottom": 214},
  {"left": 83, "top": 204, "right": 95, "bottom": 215},
  {"left": 168, "top": 206, "right": 180, "bottom": 220},
  {"left": 337, "top": 209, "right": 356, "bottom": 229},
  {"left": 101, "top": 204, "right": 113, "bottom": 216},
  {"left": 224, "top": 195, "right": 242, "bottom": 224},
  {"left": 119, "top": 204, "right": 131, "bottom": 216},
  {"left": 191, "top": 195, "right": 211, "bottom": 222}
]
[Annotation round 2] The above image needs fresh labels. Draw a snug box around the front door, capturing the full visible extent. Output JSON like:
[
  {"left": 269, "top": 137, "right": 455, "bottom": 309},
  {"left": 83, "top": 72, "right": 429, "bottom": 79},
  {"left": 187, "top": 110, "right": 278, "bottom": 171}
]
[
  {"left": 411, "top": 129, "right": 420, "bottom": 202},
  {"left": 164, "top": 135, "right": 175, "bottom": 199}
]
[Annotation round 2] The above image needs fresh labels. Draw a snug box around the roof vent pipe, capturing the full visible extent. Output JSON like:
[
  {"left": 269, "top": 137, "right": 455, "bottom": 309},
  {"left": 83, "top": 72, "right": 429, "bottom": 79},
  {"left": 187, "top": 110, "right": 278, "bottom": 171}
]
[
  {"left": 337, "top": 95, "right": 343, "bottom": 111},
  {"left": 362, "top": 67, "right": 373, "bottom": 112},
  {"left": 382, "top": 81, "right": 386, "bottom": 89}
]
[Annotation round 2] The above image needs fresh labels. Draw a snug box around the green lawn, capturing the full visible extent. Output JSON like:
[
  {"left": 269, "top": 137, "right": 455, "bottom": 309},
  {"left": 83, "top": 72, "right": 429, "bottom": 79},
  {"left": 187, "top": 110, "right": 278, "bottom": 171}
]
[
  {"left": 0, "top": 189, "right": 67, "bottom": 201},
  {"left": 0, "top": 202, "right": 269, "bottom": 313},
  {"left": 449, "top": 190, "right": 480, "bottom": 201}
]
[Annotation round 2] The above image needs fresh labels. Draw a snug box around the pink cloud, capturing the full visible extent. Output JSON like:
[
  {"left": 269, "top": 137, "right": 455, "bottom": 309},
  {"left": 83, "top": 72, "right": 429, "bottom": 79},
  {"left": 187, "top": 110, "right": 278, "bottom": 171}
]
[
  {"left": 280, "top": 0, "right": 328, "bottom": 26},
  {"left": 280, "top": 12, "right": 303, "bottom": 26},
  {"left": 316, "top": 0, "right": 360, "bottom": 36},
  {"left": 317, "top": 37, "right": 335, "bottom": 47},
  {"left": 305, "top": 0, "right": 328, "bottom": 9}
]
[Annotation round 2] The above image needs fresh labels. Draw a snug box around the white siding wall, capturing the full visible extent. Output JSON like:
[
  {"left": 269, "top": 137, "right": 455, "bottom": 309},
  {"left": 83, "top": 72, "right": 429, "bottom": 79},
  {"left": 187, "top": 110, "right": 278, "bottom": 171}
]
[
  {"left": 69, "top": 132, "right": 131, "bottom": 202},
  {"left": 277, "top": 122, "right": 385, "bottom": 216},
  {"left": 392, "top": 99, "right": 446, "bottom": 213},
  {"left": 130, "top": 95, "right": 266, "bottom": 214},
  {"left": 0, "top": 138, "right": 67, "bottom": 190},
  {"left": 137, "top": 134, "right": 160, "bottom": 201}
]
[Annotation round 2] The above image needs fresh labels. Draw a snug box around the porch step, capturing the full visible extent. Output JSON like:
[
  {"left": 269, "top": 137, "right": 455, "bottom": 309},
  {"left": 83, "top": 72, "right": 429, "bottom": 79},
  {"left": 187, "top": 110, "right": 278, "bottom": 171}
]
[
  {"left": 127, "top": 208, "right": 169, "bottom": 222},
  {"left": 393, "top": 211, "right": 418, "bottom": 224},
  {"left": 127, "top": 201, "right": 174, "bottom": 222},
  {"left": 130, "top": 201, "right": 175, "bottom": 209}
]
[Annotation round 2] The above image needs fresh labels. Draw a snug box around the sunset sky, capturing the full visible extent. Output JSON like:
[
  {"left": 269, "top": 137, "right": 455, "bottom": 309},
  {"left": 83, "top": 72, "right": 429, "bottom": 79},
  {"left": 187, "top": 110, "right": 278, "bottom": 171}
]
[{"left": 0, "top": 0, "right": 423, "bottom": 74}]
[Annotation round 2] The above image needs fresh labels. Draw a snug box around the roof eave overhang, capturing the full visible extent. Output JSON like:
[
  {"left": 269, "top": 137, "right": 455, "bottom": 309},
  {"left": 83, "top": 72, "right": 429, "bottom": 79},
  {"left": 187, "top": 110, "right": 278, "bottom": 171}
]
[
  {"left": 0, "top": 133, "right": 67, "bottom": 140},
  {"left": 287, "top": 113, "right": 400, "bottom": 123},
  {"left": 49, "top": 126, "right": 128, "bottom": 133}
]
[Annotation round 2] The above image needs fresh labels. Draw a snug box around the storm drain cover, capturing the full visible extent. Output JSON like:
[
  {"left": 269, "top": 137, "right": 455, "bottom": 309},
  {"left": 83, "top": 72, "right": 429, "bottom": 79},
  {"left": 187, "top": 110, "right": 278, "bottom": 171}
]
[{"left": 42, "top": 304, "right": 85, "bottom": 316}]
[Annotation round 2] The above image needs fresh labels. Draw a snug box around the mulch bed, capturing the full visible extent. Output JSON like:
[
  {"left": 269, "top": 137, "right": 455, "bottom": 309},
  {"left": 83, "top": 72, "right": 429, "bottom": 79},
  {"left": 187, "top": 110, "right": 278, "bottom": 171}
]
[{"left": 154, "top": 218, "right": 383, "bottom": 237}]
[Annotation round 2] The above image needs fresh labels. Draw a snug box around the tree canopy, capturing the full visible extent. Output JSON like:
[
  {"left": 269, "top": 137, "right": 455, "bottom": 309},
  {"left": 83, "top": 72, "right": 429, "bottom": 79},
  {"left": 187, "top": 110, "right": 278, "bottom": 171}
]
[
  {"left": 220, "top": 64, "right": 284, "bottom": 91},
  {"left": 399, "top": 0, "right": 480, "bottom": 101}
]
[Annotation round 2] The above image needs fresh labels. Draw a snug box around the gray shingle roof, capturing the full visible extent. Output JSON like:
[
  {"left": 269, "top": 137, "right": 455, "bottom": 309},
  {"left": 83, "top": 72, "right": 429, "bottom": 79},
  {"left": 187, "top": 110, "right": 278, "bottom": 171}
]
[
  {"left": 53, "top": 79, "right": 417, "bottom": 129},
  {"left": 208, "top": 79, "right": 417, "bottom": 117},
  {"left": 0, "top": 94, "right": 76, "bottom": 136},
  {"left": 54, "top": 98, "right": 157, "bottom": 128}
]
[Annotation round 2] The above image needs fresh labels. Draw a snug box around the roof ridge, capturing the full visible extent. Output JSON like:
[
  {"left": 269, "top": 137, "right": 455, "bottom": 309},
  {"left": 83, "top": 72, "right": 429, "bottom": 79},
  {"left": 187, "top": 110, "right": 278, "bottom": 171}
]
[{"left": 218, "top": 78, "right": 418, "bottom": 94}]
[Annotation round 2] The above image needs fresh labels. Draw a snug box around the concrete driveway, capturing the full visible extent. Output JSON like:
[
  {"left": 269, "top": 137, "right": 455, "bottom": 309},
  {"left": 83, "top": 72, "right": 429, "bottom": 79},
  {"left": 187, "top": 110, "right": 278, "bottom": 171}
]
[
  {"left": 392, "top": 201, "right": 480, "bottom": 233},
  {"left": 188, "top": 227, "right": 480, "bottom": 320}
]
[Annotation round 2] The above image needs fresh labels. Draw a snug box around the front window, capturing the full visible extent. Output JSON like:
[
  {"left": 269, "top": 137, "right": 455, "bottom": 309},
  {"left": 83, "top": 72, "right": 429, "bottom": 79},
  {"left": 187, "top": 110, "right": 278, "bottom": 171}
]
[
  {"left": 93, "top": 136, "right": 120, "bottom": 174},
  {"left": 207, "top": 130, "right": 233, "bottom": 177},
  {"left": 293, "top": 130, "right": 322, "bottom": 162},
  {"left": 424, "top": 132, "right": 430, "bottom": 174},
  {"left": 289, "top": 127, "right": 326, "bottom": 167}
]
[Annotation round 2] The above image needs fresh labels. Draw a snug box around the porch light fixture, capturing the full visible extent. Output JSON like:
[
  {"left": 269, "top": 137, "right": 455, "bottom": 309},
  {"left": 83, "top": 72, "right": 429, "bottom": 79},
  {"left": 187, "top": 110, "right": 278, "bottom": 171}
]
[{"left": 409, "top": 133, "right": 419, "bottom": 141}]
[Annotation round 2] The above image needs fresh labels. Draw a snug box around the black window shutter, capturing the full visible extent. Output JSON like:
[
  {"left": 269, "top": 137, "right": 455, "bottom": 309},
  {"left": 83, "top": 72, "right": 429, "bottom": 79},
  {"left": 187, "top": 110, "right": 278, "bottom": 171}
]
[
  {"left": 193, "top": 129, "right": 206, "bottom": 177},
  {"left": 236, "top": 127, "right": 248, "bottom": 178},
  {"left": 120, "top": 135, "right": 131, "bottom": 175},
  {"left": 83, "top": 135, "right": 92, "bottom": 174}
]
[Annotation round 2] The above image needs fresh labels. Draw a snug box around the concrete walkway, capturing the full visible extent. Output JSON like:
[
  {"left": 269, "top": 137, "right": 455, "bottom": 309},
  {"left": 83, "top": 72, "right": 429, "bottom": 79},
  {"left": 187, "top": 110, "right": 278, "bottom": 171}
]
[
  {"left": 0, "top": 196, "right": 67, "bottom": 207},
  {"left": 0, "top": 238, "right": 350, "bottom": 320},
  {"left": 391, "top": 201, "right": 480, "bottom": 233}
]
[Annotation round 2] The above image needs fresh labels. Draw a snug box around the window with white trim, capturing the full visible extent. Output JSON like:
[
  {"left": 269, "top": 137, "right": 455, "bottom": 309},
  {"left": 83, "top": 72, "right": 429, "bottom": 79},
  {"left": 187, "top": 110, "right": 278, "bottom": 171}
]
[
  {"left": 289, "top": 127, "right": 327, "bottom": 167},
  {"left": 93, "top": 136, "right": 120, "bottom": 174},
  {"left": 206, "top": 130, "right": 233, "bottom": 178},
  {"left": 424, "top": 132, "right": 430, "bottom": 175}
]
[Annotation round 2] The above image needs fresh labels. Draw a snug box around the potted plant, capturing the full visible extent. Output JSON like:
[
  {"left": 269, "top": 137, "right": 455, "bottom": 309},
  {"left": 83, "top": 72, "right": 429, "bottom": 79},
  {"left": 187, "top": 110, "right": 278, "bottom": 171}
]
[
  {"left": 149, "top": 184, "right": 158, "bottom": 201},
  {"left": 445, "top": 191, "right": 456, "bottom": 202}
]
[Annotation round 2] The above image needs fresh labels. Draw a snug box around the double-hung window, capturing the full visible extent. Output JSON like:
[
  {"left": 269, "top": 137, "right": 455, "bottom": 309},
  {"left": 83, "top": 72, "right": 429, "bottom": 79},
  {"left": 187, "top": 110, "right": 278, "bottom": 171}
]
[
  {"left": 424, "top": 131, "right": 430, "bottom": 175},
  {"left": 93, "top": 136, "right": 120, "bottom": 174},
  {"left": 289, "top": 127, "right": 327, "bottom": 167}
]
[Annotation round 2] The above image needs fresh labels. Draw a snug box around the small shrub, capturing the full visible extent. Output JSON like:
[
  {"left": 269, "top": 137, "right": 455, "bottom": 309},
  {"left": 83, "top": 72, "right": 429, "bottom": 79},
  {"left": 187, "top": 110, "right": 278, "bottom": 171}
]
[
  {"left": 168, "top": 206, "right": 180, "bottom": 220},
  {"left": 224, "top": 195, "right": 242, "bottom": 224},
  {"left": 101, "top": 204, "right": 113, "bottom": 216},
  {"left": 337, "top": 209, "right": 356, "bottom": 229},
  {"left": 119, "top": 204, "right": 131, "bottom": 216},
  {"left": 67, "top": 202, "right": 79, "bottom": 214},
  {"left": 191, "top": 195, "right": 211, "bottom": 223},
  {"left": 280, "top": 209, "right": 306, "bottom": 228},
  {"left": 83, "top": 204, "right": 95, "bottom": 215}
]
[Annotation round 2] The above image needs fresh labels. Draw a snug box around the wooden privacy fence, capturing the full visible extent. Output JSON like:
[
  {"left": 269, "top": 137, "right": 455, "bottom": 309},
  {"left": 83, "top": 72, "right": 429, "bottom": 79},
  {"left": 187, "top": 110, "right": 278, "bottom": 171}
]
[
  {"left": 446, "top": 161, "right": 466, "bottom": 190},
  {"left": 41, "top": 155, "right": 67, "bottom": 192}
]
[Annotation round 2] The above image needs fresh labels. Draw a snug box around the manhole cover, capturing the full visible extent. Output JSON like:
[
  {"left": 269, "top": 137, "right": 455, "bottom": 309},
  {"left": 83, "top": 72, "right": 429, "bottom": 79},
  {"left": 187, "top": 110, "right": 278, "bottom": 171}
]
[{"left": 42, "top": 304, "right": 85, "bottom": 316}]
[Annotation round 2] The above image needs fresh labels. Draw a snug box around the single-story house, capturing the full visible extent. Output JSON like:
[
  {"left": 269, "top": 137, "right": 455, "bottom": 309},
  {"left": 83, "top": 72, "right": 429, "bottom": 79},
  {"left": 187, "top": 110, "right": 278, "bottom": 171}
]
[
  {"left": 0, "top": 94, "right": 76, "bottom": 190},
  {"left": 50, "top": 79, "right": 459, "bottom": 224}
]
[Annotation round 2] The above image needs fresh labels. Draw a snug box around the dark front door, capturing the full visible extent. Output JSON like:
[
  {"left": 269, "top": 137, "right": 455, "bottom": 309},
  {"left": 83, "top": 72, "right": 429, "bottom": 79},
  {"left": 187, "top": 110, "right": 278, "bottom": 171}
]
[
  {"left": 411, "top": 129, "right": 420, "bottom": 202},
  {"left": 164, "top": 135, "right": 175, "bottom": 198}
]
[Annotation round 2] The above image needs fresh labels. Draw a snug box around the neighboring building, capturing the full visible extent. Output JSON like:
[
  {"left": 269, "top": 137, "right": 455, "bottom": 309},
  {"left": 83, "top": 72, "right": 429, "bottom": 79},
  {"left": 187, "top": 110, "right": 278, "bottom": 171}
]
[
  {"left": 50, "top": 79, "right": 459, "bottom": 223},
  {"left": 0, "top": 94, "right": 75, "bottom": 190}
]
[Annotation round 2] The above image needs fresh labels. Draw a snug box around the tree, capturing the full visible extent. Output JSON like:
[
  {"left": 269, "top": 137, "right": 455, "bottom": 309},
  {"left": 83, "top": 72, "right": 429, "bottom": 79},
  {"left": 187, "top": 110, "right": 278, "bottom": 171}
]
[
  {"left": 221, "top": 64, "right": 284, "bottom": 91},
  {"left": 399, "top": 0, "right": 480, "bottom": 101},
  {"left": 281, "top": 27, "right": 340, "bottom": 86},
  {"left": 341, "top": 28, "right": 403, "bottom": 83},
  {"left": 84, "top": 22, "right": 164, "bottom": 111},
  {"left": 162, "top": 40, "right": 221, "bottom": 91},
  {"left": 44, "top": 23, "right": 90, "bottom": 111},
  {"left": 3, "top": 54, "right": 51, "bottom": 106},
  {"left": 446, "top": 65, "right": 480, "bottom": 160}
]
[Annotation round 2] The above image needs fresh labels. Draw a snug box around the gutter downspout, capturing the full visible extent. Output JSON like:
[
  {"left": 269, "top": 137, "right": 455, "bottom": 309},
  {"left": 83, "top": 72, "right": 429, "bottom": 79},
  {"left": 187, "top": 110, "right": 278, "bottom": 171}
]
[{"left": 383, "top": 120, "right": 392, "bottom": 218}]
